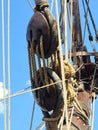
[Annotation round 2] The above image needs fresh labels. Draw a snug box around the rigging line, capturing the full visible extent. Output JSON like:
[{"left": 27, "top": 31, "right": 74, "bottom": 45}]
[
  {"left": 40, "top": 35, "right": 48, "bottom": 84},
  {"left": 67, "top": 3, "right": 70, "bottom": 30},
  {"left": 55, "top": 0, "right": 69, "bottom": 129},
  {"left": 69, "top": 0, "right": 73, "bottom": 62},
  {"left": 8, "top": 0, "right": 11, "bottom": 130},
  {"left": 90, "top": 65, "right": 97, "bottom": 93},
  {"left": 50, "top": 0, "right": 54, "bottom": 12},
  {"left": 91, "top": 93, "right": 96, "bottom": 130},
  {"left": 28, "top": 44, "right": 33, "bottom": 84},
  {"left": 68, "top": 106, "right": 74, "bottom": 130},
  {"left": 1, "top": 0, "right": 7, "bottom": 130},
  {"left": 27, "top": 0, "right": 34, "bottom": 11},
  {"left": 63, "top": 0, "right": 68, "bottom": 61},
  {"left": 82, "top": 0, "right": 96, "bottom": 52},
  {"left": 0, "top": 79, "right": 63, "bottom": 101},
  {"left": 89, "top": 41, "right": 96, "bottom": 52},
  {"left": 36, "top": 121, "right": 45, "bottom": 130},
  {"left": 82, "top": 0, "right": 92, "bottom": 39},
  {"left": 83, "top": 0, "right": 89, "bottom": 43},
  {"left": 84, "top": 0, "right": 98, "bottom": 41},
  {"left": 29, "top": 101, "right": 35, "bottom": 130}
]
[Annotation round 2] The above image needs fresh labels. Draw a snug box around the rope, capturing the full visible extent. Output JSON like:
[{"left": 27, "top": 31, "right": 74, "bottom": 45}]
[
  {"left": 50, "top": 0, "right": 55, "bottom": 12},
  {"left": 82, "top": 0, "right": 96, "bottom": 52},
  {"left": 8, "top": 0, "right": 11, "bottom": 129},
  {"left": 73, "top": 98, "right": 89, "bottom": 121},
  {"left": 34, "top": 0, "right": 49, "bottom": 10},
  {"left": 0, "top": 79, "right": 63, "bottom": 102},
  {"left": 68, "top": 106, "right": 74, "bottom": 130},
  {"left": 84, "top": 0, "right": 98, "bottom": 41},
  {"left": 91, "top": 93, "right": 96, "bottom": 130},
  {"left": 34, "top": 0, "right": 48, "bottom": 6},
  {"left": 29, "top": 101, "right": 35, "bottom": 130},
  {"left": 28, "top": 44, "right": 33, "bottom": 84},
  {"left": 83, "top": 0, "right": 89, "bottom": 43},
  {"left": 1, "top": 0, "right": 6, "bottom": 129},
  {"left": 82, "top": 0, "right": 93, "bottom": 41},
  {"left": 69, "top": 0, "right": 73, "bottom": 62},
  {"left": 31, "top": 40, "right": 38, "bottom": 87},
  {"left": 40, "top": 35, "right": 48, "bottom": 85},
  {"left": 55, "top": 0, "right": 69, "bottom": 129},
  {"left": 36, "top": 45, "right": 44, "bottom": 83},
  {"left": 27, "top": 0, "right": 34, "bottom": 10},
  {"left": 62, "top": 0, "right": 68, "bottom": 61}
]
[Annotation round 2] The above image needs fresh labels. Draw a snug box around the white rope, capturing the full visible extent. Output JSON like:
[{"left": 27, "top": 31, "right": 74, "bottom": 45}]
[
  {"left": 8, "top": 0, "right": 11, "bottom": 130},
  {"left": 0, "top": 79, "right": 63, "bottom": 101},
  {"left": 55, "top": 0, "right": 69, "bottom": 129},
  {"left": 68, "top": 106, "right": 74, "bottom": 130},
  {"left": 62, "top": 0, "right": 68, "bottom": 61},
  {"left": 69, "top": 0, "right": 73, "bottom": 62},
  {"left": 50, "top": 0, "right": 55, "bottom": 12},
  {"left": 1, "top": 0, "right": 6, "bottom": 130}
]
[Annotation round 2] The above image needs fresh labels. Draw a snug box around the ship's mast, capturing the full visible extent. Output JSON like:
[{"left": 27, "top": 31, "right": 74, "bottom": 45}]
[{"left": 26, "top": 0, "right": 98, "bottom": 130}]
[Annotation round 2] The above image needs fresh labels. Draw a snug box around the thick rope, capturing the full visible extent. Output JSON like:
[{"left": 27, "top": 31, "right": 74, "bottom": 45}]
[
  {"left": 28, "top": 44, "right": 33, "bottom": 84},
  {"left": 1, "top": 0, "right": 6, "bottom": 130},
  {"left": 34, "top": 0, "right": 48, "bottom": 6},
  {"left": 31, "top": 40, "right": 38, "bottom": 87}
]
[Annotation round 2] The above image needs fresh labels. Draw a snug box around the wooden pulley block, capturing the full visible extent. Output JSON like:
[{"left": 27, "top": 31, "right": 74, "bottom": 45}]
[
  {"left": 26, "top": 11, "right": 50, "bottom": 57},
  {"left": 26, "top": 10, "right": 58, "bottom": 58},
  {"left": 31, "top": 68, "right": 63, "bottom": 112}
]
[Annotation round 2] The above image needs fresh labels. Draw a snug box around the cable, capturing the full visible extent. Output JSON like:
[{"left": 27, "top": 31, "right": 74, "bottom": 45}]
[{"left": 1, "top": 0, "right": 6, "bottom": 130}]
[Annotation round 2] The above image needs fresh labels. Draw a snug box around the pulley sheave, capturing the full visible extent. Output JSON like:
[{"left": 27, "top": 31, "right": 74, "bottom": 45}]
[{"left": 26, "top": 10, "right": 58, "bottom": 58}]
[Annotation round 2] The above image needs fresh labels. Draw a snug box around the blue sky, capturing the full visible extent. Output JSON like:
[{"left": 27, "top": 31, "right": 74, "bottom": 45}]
[{"left": 0, "top": 0, "right": 98, "bottom": 130}]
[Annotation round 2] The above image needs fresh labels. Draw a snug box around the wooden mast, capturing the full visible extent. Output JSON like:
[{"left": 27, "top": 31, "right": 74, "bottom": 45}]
[{"left": 26, "top": 0, "right": 98, "bottom": 129}]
